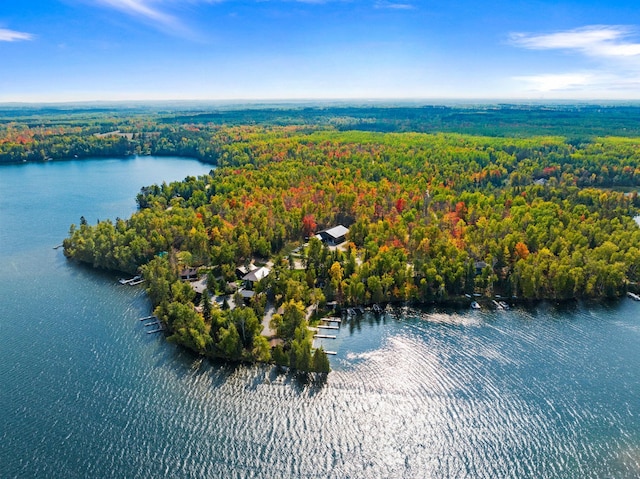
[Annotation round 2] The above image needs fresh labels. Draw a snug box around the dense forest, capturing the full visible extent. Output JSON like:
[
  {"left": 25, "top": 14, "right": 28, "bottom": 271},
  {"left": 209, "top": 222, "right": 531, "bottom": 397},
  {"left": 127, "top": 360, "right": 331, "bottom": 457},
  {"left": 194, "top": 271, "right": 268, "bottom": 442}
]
[
  {"left": 6, "top": 103, "right": 637, "bottom": 370},
  {"left": 4, "top": 103, "right": 640, "bottom": 164}
]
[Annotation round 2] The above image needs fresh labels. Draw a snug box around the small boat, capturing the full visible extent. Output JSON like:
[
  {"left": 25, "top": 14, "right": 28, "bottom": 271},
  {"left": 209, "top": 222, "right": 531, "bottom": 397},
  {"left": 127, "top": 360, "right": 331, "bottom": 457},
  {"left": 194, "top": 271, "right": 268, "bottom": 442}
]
[
  {"left": 372, "top": 304, "right": 383, "bottom": 314},
  {"left": 119, "top": 275, "right": 141, "bottom": 285},
  {"left": 471, "top": 301, "right": 481, "bottom": 310},
  {"left": 627, "top": 292, "right": 640, "bottom": 301}
]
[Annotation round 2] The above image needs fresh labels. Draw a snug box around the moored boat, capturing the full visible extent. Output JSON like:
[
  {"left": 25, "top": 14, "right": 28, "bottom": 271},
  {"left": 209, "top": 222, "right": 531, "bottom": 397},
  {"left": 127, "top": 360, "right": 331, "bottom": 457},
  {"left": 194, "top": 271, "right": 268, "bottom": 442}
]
[{"left": 627, "top": 292, "right": 640, "bottom": 301}]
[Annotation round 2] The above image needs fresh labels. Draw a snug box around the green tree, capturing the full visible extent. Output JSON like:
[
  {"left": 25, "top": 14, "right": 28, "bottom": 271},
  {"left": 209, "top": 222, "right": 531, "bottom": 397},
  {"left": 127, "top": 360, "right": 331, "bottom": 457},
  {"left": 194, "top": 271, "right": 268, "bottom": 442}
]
[
  {"left": 312, "top": 347, "right": 331, "bottom": 373},
  {"left": 217, "top": 323, "right": 242, "bottom": 359}
]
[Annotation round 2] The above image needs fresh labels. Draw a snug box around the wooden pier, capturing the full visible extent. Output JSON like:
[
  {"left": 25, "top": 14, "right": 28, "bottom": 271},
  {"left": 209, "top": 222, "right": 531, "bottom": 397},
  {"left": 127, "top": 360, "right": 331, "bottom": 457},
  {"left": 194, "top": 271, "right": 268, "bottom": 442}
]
[
  {"left": 139, "top": 315, "right": 156, "bottom": 321},
  {"left": 314, "top": 334, "right": 337, "bottom": 339},
  {"left": 311, "top": 349, "right": 337, "bottom": 356},
  {"left": 324, "top": 350, "right": 337, "bottom": 355},
  {"left": 147, "top": 328, "right": 163, "bottom": 334},
  {"left": 322, "top": 317, "right": 342, "bottom": 323},
  {"left": 318, "top": 325, "right": 339, "bottom": 330},
  {"left": 144, "top": 320, "right": 160, "bottom": 327}
]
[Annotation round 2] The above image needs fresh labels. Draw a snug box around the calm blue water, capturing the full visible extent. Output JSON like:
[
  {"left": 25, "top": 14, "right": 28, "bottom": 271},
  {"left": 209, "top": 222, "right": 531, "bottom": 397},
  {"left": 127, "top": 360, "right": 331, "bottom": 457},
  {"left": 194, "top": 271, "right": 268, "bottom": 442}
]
[{"left": 1, "top": 158, "right": 640, "bottom": 479}]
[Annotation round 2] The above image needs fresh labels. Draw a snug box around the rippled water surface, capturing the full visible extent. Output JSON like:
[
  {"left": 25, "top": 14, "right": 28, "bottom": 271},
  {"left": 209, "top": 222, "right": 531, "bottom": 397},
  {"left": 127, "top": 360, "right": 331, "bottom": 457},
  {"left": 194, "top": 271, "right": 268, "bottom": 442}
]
[{"left": 1, "top": 158, "right": 640, "bottom": 478}]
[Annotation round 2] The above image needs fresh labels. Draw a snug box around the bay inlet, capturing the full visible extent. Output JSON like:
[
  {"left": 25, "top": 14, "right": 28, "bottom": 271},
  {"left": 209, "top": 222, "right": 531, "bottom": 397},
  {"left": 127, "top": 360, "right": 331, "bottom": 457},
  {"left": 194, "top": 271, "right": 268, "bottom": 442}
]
[{"left": 1, "top": 157, "right": 639, "bottom": 478}]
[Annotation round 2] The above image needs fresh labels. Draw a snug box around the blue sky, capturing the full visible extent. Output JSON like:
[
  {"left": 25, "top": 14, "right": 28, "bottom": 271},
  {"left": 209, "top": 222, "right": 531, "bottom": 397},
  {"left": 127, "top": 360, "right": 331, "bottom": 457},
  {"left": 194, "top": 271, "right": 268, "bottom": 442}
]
[{"left": 1, "top": 0, "right": 640, "bottom": 102}]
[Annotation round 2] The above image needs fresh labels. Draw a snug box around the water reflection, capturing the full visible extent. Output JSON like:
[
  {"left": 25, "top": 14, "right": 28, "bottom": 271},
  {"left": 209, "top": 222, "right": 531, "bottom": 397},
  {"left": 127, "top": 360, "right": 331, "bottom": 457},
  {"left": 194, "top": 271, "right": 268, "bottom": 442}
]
[{"left": 3, "top": 158, "right": 640, "bottom": 478}]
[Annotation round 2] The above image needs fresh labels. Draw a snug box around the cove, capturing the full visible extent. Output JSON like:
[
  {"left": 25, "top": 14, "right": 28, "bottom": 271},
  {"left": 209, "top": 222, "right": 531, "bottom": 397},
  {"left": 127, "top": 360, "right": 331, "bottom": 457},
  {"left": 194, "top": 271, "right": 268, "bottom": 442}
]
[{"left": 1, "top": 157, "right": 640, "bottom": 478}]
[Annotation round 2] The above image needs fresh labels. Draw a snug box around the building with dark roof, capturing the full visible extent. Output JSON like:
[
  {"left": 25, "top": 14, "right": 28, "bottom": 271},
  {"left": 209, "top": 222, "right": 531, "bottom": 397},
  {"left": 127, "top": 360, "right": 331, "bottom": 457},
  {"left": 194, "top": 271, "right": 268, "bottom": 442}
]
[{"left": 315, "top": 225, "right": 349, "bottom": 246}]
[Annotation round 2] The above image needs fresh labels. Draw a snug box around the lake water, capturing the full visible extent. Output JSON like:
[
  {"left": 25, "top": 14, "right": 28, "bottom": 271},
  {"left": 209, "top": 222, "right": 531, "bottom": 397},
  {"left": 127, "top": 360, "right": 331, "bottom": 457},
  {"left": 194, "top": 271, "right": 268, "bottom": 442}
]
[{"left": 1, "top": 157, "right": 640, "bottom": 478}]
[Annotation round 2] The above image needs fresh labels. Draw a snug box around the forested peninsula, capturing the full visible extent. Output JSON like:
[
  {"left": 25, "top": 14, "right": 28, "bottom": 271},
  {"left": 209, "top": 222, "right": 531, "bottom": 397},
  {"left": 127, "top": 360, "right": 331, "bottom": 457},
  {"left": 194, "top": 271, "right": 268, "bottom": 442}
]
[{"left": 8, "top": 104, "right": 638, "bottom": 371}]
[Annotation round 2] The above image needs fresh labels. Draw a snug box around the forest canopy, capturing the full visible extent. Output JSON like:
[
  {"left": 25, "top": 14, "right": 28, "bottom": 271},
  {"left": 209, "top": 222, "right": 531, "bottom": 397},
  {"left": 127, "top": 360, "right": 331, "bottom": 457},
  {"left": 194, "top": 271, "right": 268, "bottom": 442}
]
[{"left": 11, "top": 103, "right": 636, "bottom": 367}]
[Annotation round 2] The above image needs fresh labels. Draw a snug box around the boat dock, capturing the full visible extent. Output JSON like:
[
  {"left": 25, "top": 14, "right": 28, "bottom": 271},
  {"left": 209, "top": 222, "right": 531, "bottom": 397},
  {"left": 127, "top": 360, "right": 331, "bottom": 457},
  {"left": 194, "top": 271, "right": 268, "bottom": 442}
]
[
  {"left": 311, "top": 349, "right": 337, "bottom": 356},
  {"left": 322, "top": 317, "right": 342, "bottom": 323},
  {"left": 137, "top": 315, "right": 163, "bottom": 334},
  {"left": 318, "top": 325, "right": 339, "bottom": 330},
  {"left": 314, "top": 334, "right": 337, "bottom": 339}
]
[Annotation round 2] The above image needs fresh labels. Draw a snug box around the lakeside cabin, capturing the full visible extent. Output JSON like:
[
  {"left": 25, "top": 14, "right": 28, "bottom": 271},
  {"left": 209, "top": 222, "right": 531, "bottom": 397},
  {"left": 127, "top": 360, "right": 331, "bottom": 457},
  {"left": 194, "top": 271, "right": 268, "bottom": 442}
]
[
  {"left": 315, "top": 225, "right": 349, "bottom": 246},
  {"left": 236, "top": 264, "right": 258, "bottom": 280},
  {"left": 242, "top": 266, "right": 270, "bottom": 290}
]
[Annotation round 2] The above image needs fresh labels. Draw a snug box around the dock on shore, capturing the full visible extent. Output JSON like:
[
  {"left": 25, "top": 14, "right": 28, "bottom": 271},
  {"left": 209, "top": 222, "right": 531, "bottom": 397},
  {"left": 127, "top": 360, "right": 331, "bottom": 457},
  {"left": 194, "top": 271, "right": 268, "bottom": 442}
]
[
  {"left": 322, "top": 317, "right": 342, "bottom": 323},
  {"left": 311, "top": 348, "right": 337, "bottom": 356}
]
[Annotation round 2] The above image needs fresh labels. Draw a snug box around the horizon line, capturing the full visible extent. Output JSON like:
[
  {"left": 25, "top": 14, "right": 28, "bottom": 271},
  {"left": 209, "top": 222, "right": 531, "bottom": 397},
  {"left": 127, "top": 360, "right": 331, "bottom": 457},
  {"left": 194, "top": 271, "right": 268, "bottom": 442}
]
[{"left": 2, "top": 97, "right": 640, "bottom": 108}]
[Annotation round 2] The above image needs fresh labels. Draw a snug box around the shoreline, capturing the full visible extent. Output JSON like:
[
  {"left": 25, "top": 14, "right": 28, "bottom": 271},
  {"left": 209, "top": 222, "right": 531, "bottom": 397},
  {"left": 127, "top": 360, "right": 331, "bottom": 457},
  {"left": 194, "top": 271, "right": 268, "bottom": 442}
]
[{"left": 0, "top": 153, "right": 216, "bottom": 167}]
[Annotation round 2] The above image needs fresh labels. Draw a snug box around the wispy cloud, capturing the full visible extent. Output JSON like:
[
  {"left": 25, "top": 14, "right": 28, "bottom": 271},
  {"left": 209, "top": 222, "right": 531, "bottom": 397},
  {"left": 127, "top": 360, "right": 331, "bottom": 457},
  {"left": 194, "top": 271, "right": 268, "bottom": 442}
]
[
  {"left": 510, "top": 25, "right": 640, "bottom": 58},
  {"left": 94, "top": 0, "right": 195, "bottom": 37},
  {"left": 90, "top": 0, "right": 231, "bottom": 39},
  {"left": 513, "top": 73, "right": 595, "bottom": 92},
  {"left": 375, "top": 1, "right": 415, "bottom": 9},
  {"left": 97, "top": 0, "right": 177, "bottom": 25},
  {"left": 510, "top": 25, "right": 640, "bottom": 95},
  {"left": 0, "top": 28, "right": 34, "bottom": 42}
]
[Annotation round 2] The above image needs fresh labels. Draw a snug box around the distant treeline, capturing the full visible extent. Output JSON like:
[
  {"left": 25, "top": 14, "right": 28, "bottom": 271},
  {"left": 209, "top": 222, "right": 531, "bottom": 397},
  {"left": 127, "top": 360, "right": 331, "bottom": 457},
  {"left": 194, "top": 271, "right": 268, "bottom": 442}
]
[
  {"left": 3, "top": 104, "right": 640, "bottom": 164},
  {"left": 160, "top": 104, "right": 640, "bottom": 137}
]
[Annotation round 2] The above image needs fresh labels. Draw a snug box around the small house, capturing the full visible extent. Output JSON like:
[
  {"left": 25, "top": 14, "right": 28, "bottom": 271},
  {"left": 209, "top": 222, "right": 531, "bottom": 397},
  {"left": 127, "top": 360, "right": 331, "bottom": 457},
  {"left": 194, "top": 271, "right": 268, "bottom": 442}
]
[
  {"left": 236, "top": 264, "right": 258, "bottom": 280},
  {"left": 242, "top": 266, "right": 270, "bottom": 290},
  {"left": 180, "top": 267, "right": 198, "bottom": 281},
  {"left": 239, "top": 289, "right": 255, "bottom": 302}
]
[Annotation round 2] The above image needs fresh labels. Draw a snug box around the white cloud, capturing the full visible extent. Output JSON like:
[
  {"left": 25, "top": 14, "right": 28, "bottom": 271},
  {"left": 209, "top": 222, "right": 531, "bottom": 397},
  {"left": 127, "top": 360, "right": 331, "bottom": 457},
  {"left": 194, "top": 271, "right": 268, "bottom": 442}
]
[
  {"left": 510, "top": 25, "right": 640, "bottom": 95},
  {"left": 0, "top": 28, "right": 34, "bottom": 42},
  {"left": 375, "top": 1, "right": 415, "bottom": 9},
  {"left": 97, "top": 0, "right": 178, "bottom": 25},
  {"left": 510, "top": 25, "right": 640, "bottom": 58},
  {"left": 90, "top": 0, "right": 229, "bottom": 38},
  {"left": 513, "top": 73, "right": 595, "bottom": 92}
]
